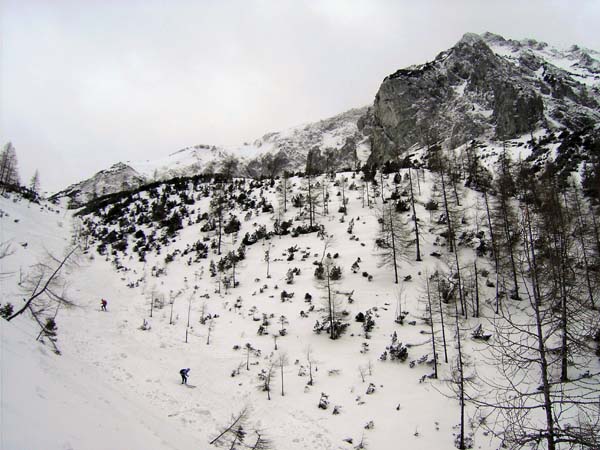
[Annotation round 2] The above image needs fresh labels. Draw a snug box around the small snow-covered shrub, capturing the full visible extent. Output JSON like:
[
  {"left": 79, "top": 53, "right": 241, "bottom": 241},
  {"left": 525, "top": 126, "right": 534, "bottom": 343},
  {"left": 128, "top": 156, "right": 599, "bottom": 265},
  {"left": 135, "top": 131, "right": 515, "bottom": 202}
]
[
  {"left": 395, "top": 199, "right": 410, "bottom": 212},
  {"left": 223, "top": 215, "right": 241, "bottom": 234},
  {"left": 425, "top": 199, "right": 439, "bottom": 211},
  {"left": 314, "top": 264, "right": 324, "bottom": 280},
  {"left": 318, "top": 393, "right": 329, "bottom": 409},
  {"left": 363, "top": 311, "right": 375, "bottom": 333},
  {"left": 0, "top": 303, "right": 14, "bottom": 319},
  {"left": 380, "top": 332, "right": 408, "bottom": 362},
  {"left": 330, "top": 265, "right": 342, "bottom": 280}
]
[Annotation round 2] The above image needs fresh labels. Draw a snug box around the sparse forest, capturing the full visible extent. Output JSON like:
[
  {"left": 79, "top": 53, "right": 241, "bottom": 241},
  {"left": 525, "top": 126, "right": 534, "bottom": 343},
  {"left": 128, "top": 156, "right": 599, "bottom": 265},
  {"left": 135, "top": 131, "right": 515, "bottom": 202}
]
[{"left": 29, "top": 132, "right": 592, "bottom": 449}]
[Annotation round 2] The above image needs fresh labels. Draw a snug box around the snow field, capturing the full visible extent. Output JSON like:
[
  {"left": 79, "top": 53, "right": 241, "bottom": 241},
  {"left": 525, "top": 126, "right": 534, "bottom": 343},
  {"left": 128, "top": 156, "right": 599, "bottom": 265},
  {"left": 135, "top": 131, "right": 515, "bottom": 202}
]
[{"left": 2, "top": 170, "right": 511, "bottom": 449}]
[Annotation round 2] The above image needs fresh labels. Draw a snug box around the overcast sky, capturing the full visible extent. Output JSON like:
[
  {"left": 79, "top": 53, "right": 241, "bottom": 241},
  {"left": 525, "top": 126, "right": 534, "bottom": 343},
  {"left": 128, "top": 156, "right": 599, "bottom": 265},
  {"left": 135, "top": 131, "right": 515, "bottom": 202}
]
[{"left": 2, "top": 0, "right": 600, "bottom": 193}]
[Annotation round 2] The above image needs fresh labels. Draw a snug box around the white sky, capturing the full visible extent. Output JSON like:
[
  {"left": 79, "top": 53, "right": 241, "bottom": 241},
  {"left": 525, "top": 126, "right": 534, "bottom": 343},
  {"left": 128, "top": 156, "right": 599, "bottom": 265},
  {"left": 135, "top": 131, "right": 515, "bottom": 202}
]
[{"left": 1, "top": 0, "right": 599, "bottom": 193}]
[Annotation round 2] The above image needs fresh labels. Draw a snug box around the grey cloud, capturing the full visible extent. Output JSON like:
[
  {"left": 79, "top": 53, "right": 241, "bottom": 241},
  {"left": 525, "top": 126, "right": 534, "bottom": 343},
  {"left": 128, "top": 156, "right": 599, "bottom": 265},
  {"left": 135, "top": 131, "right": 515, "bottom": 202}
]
[{"left": 1, "top": 0, "right": 599, "bottom": 192}]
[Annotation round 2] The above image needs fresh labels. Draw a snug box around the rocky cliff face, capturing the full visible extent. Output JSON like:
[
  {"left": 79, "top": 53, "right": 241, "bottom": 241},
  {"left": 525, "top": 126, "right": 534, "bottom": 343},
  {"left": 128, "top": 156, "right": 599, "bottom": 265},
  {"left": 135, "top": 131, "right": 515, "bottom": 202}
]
[
  {"left": 361, "top": 32, "right": 600, "bottom": 166},
  {"left": 246, "top": 106, "right": 370, "bottom": 175}
]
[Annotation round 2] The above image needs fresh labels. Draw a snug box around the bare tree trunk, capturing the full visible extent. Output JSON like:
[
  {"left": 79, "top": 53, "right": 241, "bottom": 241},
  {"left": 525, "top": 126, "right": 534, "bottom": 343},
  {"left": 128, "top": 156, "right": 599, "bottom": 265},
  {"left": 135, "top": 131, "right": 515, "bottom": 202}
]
[
  {"left": 425, "top": 277, "right": 438, "bottom": 378},
  {"left": 436, "top": 277, "right": 448, "bottom": 363},
  {"left": 149, "top": 288, "right": 155, "bottom": 318},
  {"left": 590, "top": 205, "right": 600, "bottom": 257},
  {"left": 556, "top": 199, "right": 570, "bottom": 382},
  {"left": 483, "top": 191, "right": 500, "bottom": 313},
  {"left": 521, "top": 206, "right": 543, "bottom": 310},
  {"left": 388, "top": 203, "right": 399, "bottom": 284},
  {"left": 572, "top": 187, "right": 595, "bottom": 308},
  {"left": 8, "top": 247, "right": 77, "bottom": 321},
  {"left": 279, "top": 353, "right": 288, "bottom": 396},
  {"left": 454, "top": 300, "right": 465, "bottom": 449},
  {"left": 283, "top": 176, "right": 288, "bottom": 212},
  {"left": 209, "top": 408, "right": 248, "bottom": 445},
  {"left": 408, "top": 168, "right": 422, "bottom": 261},
  {"left": 522, "top": 210, "right": 557, "bottom": 450},
  {"left": 532, "top": 291, "right": 558, "bottom": 450},
  {"left": 442, "top": 182, "right": 465, "bottom": 315},
  {"left": 306, "top": 346, "right": 314, "bottom": 386},
  {"left": 473, "top": 259, "right": 479, "bottom": 318},
  {"left": 362, "top": 183, "right": 365, "bottom": 209},
  {"left": 232, "top": 255, "right": 236, "bottom": 289},
  {"left": 308, "top": 175, "right": 314, "bottom": 228},
  {"left": 500, "top": 195, "right": 520, "bottom": 300},
  {"left": 451, "top": 161, "right": 461, "bottom": 207},
  {"left": 217, "top": 211, "right": 223, "bottom": 255},
  {"left": 340, "top": 177, "right": 347, "bottom": 215},
  {"left": 326, "top": 267, "right": 335, "bottom": 339},
  {"left": 267, "top": 367, "right": 272, "bottom": 400},
  {"left": 280, "top": 361, "right": 284, "bottom": 396},
  {"left": 452, "top": 240, "right": 465, "bottom": 317},
  {"left": 206, "top": 319, "right": 213, "bottom": 345},
  {"left": 440, "top": 172, "right": 454, "bottom": 253},
  {"left": 169, "top": 292, "right": 176, "bottom": 325}
]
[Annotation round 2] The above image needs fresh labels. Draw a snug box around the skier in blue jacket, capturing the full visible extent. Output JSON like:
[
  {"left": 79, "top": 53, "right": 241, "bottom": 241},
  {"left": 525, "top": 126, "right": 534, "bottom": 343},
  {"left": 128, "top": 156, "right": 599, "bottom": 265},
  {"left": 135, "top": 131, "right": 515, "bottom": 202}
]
[{"left": 180, "top": 368, "right": 190, "bottom": 384}]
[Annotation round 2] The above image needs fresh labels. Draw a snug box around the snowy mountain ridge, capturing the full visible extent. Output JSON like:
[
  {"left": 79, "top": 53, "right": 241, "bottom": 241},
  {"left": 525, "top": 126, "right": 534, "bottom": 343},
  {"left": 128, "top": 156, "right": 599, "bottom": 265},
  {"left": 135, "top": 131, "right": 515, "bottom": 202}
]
[
  {"left": 53, "top": 107, "right": 369, "bottom": 206},
  {"left": 54, "top": 32, "right": 600, "bottom": 208},
  {"left": 482, "top": 32, "right": 600, "bottom": 81}
]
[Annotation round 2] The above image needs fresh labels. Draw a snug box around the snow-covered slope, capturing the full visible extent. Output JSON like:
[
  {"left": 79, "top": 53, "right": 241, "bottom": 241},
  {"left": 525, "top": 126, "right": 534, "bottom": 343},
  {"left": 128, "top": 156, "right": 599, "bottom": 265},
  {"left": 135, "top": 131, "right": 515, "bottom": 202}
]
[
  {"left": 3, "top": 151, "right": 600, "bottom": 449},
  {"left": 0, "top": 178, "right": 492, "bottom": 450},
  {"left": 1, "top": 318, "right": 201, "bottom": 450},
  {"left": 0, "top": 195, "right": 198, "bottom": 450},
  {"left": 55, "top": 172, "right": 524, "bottom": 449}
]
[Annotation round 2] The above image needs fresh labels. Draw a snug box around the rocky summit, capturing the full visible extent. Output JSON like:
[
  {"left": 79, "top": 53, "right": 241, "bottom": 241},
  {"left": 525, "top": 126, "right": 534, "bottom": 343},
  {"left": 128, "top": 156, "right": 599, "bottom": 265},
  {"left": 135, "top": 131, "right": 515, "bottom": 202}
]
[{"left": 360, "top": 31, "right": 600, "bottom": 167}]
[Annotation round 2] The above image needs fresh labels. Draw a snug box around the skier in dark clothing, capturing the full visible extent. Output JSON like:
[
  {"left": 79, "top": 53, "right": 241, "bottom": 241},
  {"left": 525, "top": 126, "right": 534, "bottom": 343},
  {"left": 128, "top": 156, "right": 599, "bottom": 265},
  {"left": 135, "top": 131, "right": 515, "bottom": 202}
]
[
  {"left": 180, "top": 368, "right": 190, "bottom": 384},
  {"left": 101, "top": 299, "right": 107, "bottom": 311}
]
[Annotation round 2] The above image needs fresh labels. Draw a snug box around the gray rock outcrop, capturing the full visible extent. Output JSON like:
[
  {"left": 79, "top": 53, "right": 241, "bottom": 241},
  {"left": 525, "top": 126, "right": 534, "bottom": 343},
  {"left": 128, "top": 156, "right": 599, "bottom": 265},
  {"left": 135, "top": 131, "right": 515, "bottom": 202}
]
[{"left": 361, "top": 32, "right": 600, "bottom": 167}]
